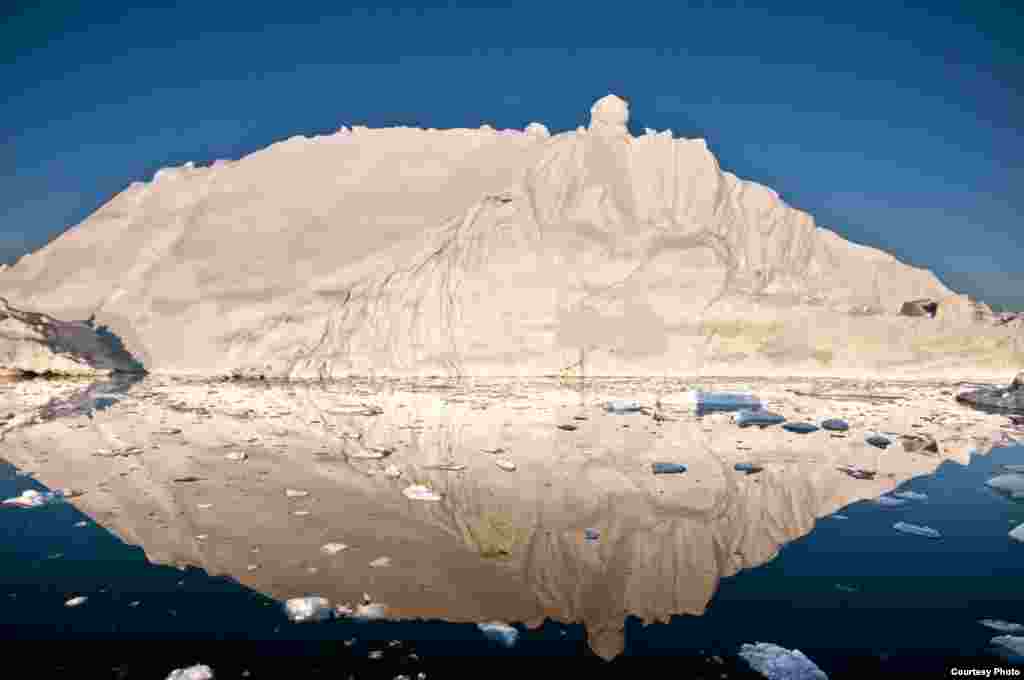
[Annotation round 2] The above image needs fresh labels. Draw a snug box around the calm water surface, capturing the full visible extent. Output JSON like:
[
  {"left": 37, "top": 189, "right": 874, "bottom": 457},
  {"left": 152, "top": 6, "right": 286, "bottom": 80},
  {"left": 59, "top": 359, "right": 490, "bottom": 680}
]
[{"left": 0, "top": 376, "right": 1021, "bottom": 679}]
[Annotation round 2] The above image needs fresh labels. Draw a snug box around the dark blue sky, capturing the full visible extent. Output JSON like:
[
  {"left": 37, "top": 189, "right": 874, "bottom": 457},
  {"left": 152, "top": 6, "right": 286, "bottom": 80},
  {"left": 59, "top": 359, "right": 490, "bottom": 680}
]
[{"left": 2, "top": 1, "right": 1022, "bottom": 308}]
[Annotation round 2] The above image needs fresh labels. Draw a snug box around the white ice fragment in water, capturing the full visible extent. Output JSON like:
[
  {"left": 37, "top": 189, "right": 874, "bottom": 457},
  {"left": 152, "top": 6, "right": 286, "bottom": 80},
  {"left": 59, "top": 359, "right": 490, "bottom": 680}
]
[
  {"left": 197, "top": 504, "right": 213, "bottom": 510},
  {"left": 285, "top": 488, "right": 309, "bottom": 498},
  {"left": 369, "top": 556, "right": 391, "bottom": 568},
  {"left": 1011, "top": 523, "right": 1024, "bottom": 543},
  {"left": 739, "top": 642, "right": 828, "bottom": 680},
  {"left": 283, "top": 596, "right": 333, "bottom": 623},
  {"left": 64, "top": 596, "right": 88, "bottom": 608},
  {"left": 875, "top": 496, "right": 907, "bottom": 507},
  {"left": 3, "top": 489, "right": 65, "bottom": 508},
  {"left": 893, "top": 521, "right": 941, "bottom": 538},
  {"left": 986, "top": 474, "right": 1024, "bottom": 496},
  {"left": 321, "top": 543, "right": 348, "bottom": 555},
  {"left": 165, "top": 665, "right": 214, "bottom": 680},
  {"left": 991, "top": 635, "right": 1024, "bottom": 657},
  {"left": 402, "top": 484, "right": 442, "bottom": 501},
  {"left": 477, "top": 621, "right": 519, "bottom": 648},
  {"left": 495, "top": 458, "right": 516, "bottom": 471},
  {"left": 892, "top": 491, "right": 928, "bottom": 501},
  {"left": 980, "top": 619, "right": 1024, "bottom": 634},
  {"left": 831, "top": 514, "right": 849, "bottom": 520},
  {"left": 224, "top": 451, "right": 247, "bottom": 461}
]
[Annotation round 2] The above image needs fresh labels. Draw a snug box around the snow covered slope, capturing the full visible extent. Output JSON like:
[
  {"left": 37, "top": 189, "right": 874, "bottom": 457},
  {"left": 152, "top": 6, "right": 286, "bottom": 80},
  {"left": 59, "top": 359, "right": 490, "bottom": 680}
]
[{"left": 2, "top": 95, "right": 1015, "bottom": 378}]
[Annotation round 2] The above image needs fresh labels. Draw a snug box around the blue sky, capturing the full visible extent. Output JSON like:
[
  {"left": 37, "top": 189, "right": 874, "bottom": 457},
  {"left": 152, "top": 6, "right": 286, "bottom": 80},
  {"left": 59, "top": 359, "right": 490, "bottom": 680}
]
[{"left": 2, "top": 1, "right": 1022, "bottom": 308}]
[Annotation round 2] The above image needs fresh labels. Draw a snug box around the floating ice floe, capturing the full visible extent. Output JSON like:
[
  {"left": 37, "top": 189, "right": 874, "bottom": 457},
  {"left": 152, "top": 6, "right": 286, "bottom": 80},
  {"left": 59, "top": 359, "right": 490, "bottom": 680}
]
[
  {"left": 164, "top": 663, "right": 212, "bottom": 680},
  {"left": 831, "top": 514, "right": 849, "bottom": 520},
  {"left": 875, "top": 496, "right": 908, "bottom": 507},
  {"left": 738, "top": 642, "right": 829, "bottom": 680},
  {"left": 64, "top": 596, "right": 88, "bottom": 608},
  {"left": 283, "top": 596, "right": 333, "bottom": 623},
  {"left": 402, "top": 484, "right": 442, "bottom": 501},
  {"left": 605, "top": 399, "right": 643, "bottom": 413},
  {"left": 990, "top": 635, "right": 1024, "bottom": 657},
  {"left": 3, "top": 489, "right": 69, "bottom": 508},
  {"left": 980, "top": 619, "right": 1024, "bottom": 634},
  {"left": 892, "top": 490, "right": 928, "bottom": 501},
  {"left": 495, "top": 458, "right": 516, "bottom": 471},
  {"left": 350, "top": 447, "right": 394, "bottom": 460},
  {"left": 1010, "top": 523, "right": 1024, "bottom": 543},
  {"left": 369, "top": 556, "right": 391, "bottom": 568},
  {"left": 165, "top": 664, "right": 214, "bottom": 680},
  {"left": 986, "top": 474, "right": 1024, "bottom": 496},
  {"left": 284, "top": 488, "right": 309, "bottom": 498},
  {"left": 478, "top": 621, "right": 519, "bottom": 648},
  {"left": 224, "top": 451, "right": 247, "bottom": 461},
  {"left": 893, "top": 521, "right": 941, "bottom": 538}
]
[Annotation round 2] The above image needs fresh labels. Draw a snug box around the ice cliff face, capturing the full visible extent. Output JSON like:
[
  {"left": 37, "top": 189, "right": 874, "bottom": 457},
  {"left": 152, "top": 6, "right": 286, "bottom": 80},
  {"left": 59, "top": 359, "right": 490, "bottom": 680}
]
[{"left": 2, "top": 94, "right": 1010, "bottom": 378}]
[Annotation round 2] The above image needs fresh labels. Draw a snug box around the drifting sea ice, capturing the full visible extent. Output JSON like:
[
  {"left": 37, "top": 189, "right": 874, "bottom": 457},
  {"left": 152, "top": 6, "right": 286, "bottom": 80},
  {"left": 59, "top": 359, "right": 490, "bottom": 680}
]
[
  {"left": 738, "top": 642, "right": 829, "bottom": 680},
  {"left": 477, "top": 621, "right": 519, "bottom": 648},
  {"left": 892, "top": 521, "right": 941, "bottom": 538},
  {"left": 165, "top": 665, "right": 214, "bottom": 680}
]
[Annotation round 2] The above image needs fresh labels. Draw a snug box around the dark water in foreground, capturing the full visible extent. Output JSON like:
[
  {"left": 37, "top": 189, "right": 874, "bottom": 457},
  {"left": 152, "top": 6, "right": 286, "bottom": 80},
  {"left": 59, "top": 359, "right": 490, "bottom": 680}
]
[
  {"left": 2, "top": 445, "right": 1022, "bottom": 679},
  {"left": 0, "top": 374, "right": 1022, "bottom": 679}
]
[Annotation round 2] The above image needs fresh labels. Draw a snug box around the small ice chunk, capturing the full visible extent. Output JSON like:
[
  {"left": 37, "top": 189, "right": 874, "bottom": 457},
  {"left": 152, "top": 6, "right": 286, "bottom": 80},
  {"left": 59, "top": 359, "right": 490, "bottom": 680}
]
[
  {"left": 875, "top": 496, "right": 908, "bottom": 506},
  {"left": 782, "top": 421, "right": 820, "bottom": 434},
  {"left": 990, "top": 635, "right": 1024, "bottom": 657},
  {"left": 495, "top": 458, "right": 516, "bottom": 471},
  {"left": 605, "top": 399, "right": 643, "bottom": 413},
  {"left": 369, "top": 556, "right": 391, "bottom": 568},
  {"left": 402, "top": 484, "right": 442, "bottom": 501},
  {"left": 224, "top": 451, "right": 247, "bottom": 461},
  {"left": 1011, "top": 523, "right": 1024, "bottom": 543},
  {"left": 285, "top": 489, "right": 309, "bottom": 498},
  {"left": 739, "top": 642, "right": 829, "bottom": 680},
  {"left": 165, "top": 665, "right": 214, "bottom": 680},
  {"left": 892, "top": 490, "right": 928, "bottom": 501},
  {"left": 893, "top": 521, "right": 941, "bottom": 538},
  {"left": 65, "top": 596, "right": 88, "bottom": 608},
  {"left": 321, "top": 543, "right": 348, "bottom": 555},
  {"left": 986, "top": 474, "right": 1024, "bottom": 496},
  {"left": 197, "top": 504, "right": 213, "bottom": 510},
  {"left": 831, "top": 514, "right": 849, "bottom": 520},
  {"left": 3, "top": 489, "right": 64, "bottom": 508},
  {"left": 652, "top": 462, "right": 687, "bottom": 474},
  {"left": 283, "top": 596, "right": 333, "bottom": 623},
  {"left": 478, "top": 621, "right": 519, "bottom": 647},
  {"left": 980, "top": 619, "right": 1024, "bottom": 634}
]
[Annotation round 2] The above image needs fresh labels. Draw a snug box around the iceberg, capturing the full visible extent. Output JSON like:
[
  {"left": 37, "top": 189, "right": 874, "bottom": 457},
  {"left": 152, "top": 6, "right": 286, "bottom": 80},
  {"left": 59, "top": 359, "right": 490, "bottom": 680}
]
[
  {"left": 478, "top": 621, "right": 520, "bottom": 648},
  {"left": 892, "top": 521, "right": 941, "bottom": 538}
]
